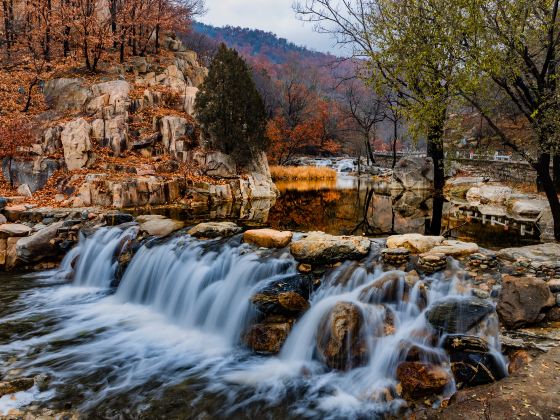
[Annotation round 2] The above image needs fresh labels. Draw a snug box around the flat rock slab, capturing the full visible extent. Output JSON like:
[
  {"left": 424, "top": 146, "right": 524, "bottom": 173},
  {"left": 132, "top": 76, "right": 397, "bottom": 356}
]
[
  {"left": 188, "top": 222, "right": 242, "bottom": 239},
  {"left": 290, "top": 231, "right": 371, "bottom": 264},
  {"left": 0, "top": 224, "right": 32, "bottom": 238},
  {"left": 386, "top": 234, "right": 445, "bottom": 254},
  {"left": 244, "top": 229, "right": 292, "bottom": 248},
  {"left": 429, "top": 240, "right": 479, "bottom": 257},
  {"left": 140, "top": 218, "right": 184, "bottom": 237},
  {"left": 497, "top": 243, "right": 560, "bottom": 263}
]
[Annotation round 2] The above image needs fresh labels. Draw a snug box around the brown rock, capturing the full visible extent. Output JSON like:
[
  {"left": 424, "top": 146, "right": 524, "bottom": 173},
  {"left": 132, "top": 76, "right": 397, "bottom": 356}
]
[
  {"left": 0, "top": 378, "right": 35, "bottom": 397},
  {"left": 6, "top": 237, "right": 20, "bottom": 270},
  {"left": 497, "top": 275, "right": 556, "bottom": 329},
  {"left": 316, "top": 302, "right": 368, "bottom": 370},
  {"left": 298, "top": 263, "right": 312, "bottom": 273},
  {"left": 244, "top": 229, "right": 293, "bottom": 248},
  {"left": 359, "top": 272, "right": 427, "bottom": 309},
  {"left": 396, "top": 362, "right": 452, "bottom": 400},
  {"left": 508, "top": 350, "right": 532, "bottom": 374},
  {"left": 544, "top": 306, "right": 560, "bottom": 322},
  {"left": 244, "top": 322, "right": 292, "bottom": 354},
  {"left": 277, "top": 291, "right": 310, "bottom": 312},
  {"left": 0, "top": 223, "right": 32, "bottom": 239},
  {"left": 290, "top": 232, "right": 371, "bottom": 264}
]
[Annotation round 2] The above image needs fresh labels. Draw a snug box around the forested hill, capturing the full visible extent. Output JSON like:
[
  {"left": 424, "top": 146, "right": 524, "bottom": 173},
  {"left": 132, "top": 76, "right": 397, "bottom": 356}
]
[{"left": 193, "top": 22, "right": 335, "bottom": 65}]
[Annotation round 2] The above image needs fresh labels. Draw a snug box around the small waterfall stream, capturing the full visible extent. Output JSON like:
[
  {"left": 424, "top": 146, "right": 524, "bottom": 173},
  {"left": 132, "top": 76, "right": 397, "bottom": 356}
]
[{"left": 0, "top": 226, "right": 507, "bottom": 418}]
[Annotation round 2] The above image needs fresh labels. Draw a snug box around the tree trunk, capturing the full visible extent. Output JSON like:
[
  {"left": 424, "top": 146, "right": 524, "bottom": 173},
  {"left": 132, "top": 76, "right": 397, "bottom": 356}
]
[
  {"left": 534, "top": 156, "right": 560, "bottom": 241},
  {"left": 536, "top": 153, "right": 551, "bottom": 192},
  {"left": 392, "top": 119, "right": 398, "bottom": 168},
  {"left": 426, "top": 194, "right": 444, "bottom": 236},
  {"left": 365, "top": 136, "right": 375, "bottom": 165},
  {"left": 553, "top": 154, "right": 560, "bottom": 193},
  {"left": 426, "top": 114, "right": 446, "bottom": 193}
]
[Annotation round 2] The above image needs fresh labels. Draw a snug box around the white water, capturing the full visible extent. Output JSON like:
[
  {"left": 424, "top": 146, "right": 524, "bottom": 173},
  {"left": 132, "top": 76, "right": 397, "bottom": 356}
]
[{"left": 0, "top": 227, "right": 506, "bottom": 418}]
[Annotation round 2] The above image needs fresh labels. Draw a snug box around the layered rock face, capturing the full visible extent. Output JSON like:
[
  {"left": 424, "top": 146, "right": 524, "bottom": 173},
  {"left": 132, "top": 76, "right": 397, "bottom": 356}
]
[
  {"left": 3, "top": 37, "right": 277, "bottom": 208},
  {"left": 391, "top": 156, "right": 435, "bottom": 190}
]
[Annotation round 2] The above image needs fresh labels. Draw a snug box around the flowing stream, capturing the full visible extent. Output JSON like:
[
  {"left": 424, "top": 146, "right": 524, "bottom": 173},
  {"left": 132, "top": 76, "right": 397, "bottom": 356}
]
[{"left": 0, "top": 226, "right": 506, "bottom": 418}]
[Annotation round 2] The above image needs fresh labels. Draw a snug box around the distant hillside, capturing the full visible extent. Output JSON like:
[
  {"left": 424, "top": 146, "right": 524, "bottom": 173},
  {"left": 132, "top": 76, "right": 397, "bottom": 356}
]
[{"left": 192, "top": 22, "right": 336, "bottom": 65}]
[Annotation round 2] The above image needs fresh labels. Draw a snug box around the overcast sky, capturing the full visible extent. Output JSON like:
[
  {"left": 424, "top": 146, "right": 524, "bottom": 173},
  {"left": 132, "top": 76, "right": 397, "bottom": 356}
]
[{"left": 200, "top": 0, "right": 337, "bottom": 54}]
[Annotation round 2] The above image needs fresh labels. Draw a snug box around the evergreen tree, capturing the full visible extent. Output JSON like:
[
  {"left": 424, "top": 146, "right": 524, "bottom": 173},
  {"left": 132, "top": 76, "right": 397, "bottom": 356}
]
[{"left": 195, "top": 43, "right": 267, "bottom": 164}]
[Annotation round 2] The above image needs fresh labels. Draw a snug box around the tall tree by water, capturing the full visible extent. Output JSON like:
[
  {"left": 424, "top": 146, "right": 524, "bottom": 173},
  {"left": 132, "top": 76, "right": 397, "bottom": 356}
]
[{"left": 195, "top": 44, "right": 268, "bottom": 164}]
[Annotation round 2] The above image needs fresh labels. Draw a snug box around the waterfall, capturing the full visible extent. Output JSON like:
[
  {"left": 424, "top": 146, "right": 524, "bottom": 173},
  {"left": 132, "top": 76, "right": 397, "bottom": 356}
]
[{"left": 66, "top": 225, "right": 139, "bottom": 288}]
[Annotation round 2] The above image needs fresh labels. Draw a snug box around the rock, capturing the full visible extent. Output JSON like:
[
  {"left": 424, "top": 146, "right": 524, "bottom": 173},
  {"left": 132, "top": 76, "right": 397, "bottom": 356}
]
[
  {"left": 359, "top": 271, "right": 427, "bottom": 309},
  {"left": 0, "top": 214, "right": 6, "bottom": 224},
  {"left": 544, "top": 306, "right": 560, "bottom": 322},
  {"left": 290, "top": 232, "right": 371, "bottom": 264},
  {"left": 425, "top": 297, "right": 496, "bottom": 334},
  {"left": 244, "top": 229, "right": 292, "bottom": 248},
  {"left": 508, "top": 349, "right": 532, "bottom": 374},
  {"left": 497, "top": 243, "right": 560, "bottom": 264},
  {"left": 0, "top": 378, "right": 35, "bottom": 397},
  {"left": 443, "top": 335, "right": 507, "bottom": 387},
  {"left": 244, "top": 321, "right": 293, "bottom": 354},
  {"left": 396, "top": 362, "right": 452, "bottom": 400},
  {"left": 386, "top": 234, "right": 445, "bottom": 254},
  {"left": 381, "top": 247, "right": 410, "bottom": 265},
  {"left": 417, "top": 253, "right": 448, "bottom": 274},
  {"left": 135, "top": 214, "right": 167, "bottom": 223},
  {"left": 548, "top": 279, "right": 560, "bottom": 293},
  {"left": 105, "top": 213, "right": 134, "bottom": 226},
  {"left": 0, "top": 197, "right": 7, "bottom": 209},
  {"left": 2, "top": 157, "right": 62, "bottom": 193},
  {"left": 34, "top": 373, "right": 50, "bottom": 392},
  {"left": 466, "top": 185, "right": 513, "bottom": 205},
  {"left": 316, "top": 302, "right": 368, "bottom": 370},
  {"left": 16, "top": 185, "right": 32, "bottom": 199},
  {"left": 0, "top": 223, "right": 32, "bottom": 238},
  {"left": 90, "top": 80, "right": 130, "bottom": 116},
  {"left": 391, "top": 156, "right": 435, "bottom": 190},
  {"left": 61, "top": 118, "right": 93, "bottom": 170},
  {"left": 497, "top": 275, "right": 556, "bottom": 329},
  {"left": 188, "top": 222, "right": 242, "bottom": 238},
  {"left": 250, "top": 274, "right": 311, "bottom": 316},
  {"left": 43, "top": 78, "right": 91, "bottom": 113},
  {"left": 140, "top": 218, "right": 184, "bottom": 237},
  {"left": 507, "top": 198, "right": 548, "bottom": 220},
  {"left": 16, "top": 222, "right": 64, "bottom": 263},
  {"left": 429, "top": 240, "right": 479, "bottom": 257}
]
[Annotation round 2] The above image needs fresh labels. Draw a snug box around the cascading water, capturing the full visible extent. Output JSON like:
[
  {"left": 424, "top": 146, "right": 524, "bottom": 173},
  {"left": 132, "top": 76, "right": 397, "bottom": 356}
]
[{"left": 0, "top": 226, "right": 507, "bottom": 418}]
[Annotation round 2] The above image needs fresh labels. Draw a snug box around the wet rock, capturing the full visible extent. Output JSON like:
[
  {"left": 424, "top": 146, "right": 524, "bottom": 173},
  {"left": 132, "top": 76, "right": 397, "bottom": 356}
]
[
  {"left": 188, "top": 222, "right": 242, "bottom": 239},
  {"left": 34, "top": 373, "right": 50, "bottom": 392},
  {"left": 359, "top": 272, "right": 427, "bottom": 309},
  {"left": 381, "top": 247, "right": 410, "bottom": 265},
  {"left": 391, "top": 156, "right": 434, "bottom": 190},
  {"left": 16, "top": 221, "right": 65, "bottom": 263},
  {"left": 497, "top": 275, "right": 556, "bottom": 329},
  {"left": 244, "top": 321, "right": 293, "bottom": 354},
  {"left": 507, "top": 349, "right": 532, "bottom": 374},
  {"left": 0, "top": 378, "right": 35, "bottom": 397},
  {"left": 139, "top": 218, "right": 184, "bottom": 237},
  {"left": 316, "top": 302, "right": 368, "bottom": 370},
  {"left": 244, "top": 229, "right": 293, "bottom": 249},
  {"left": 251, "top": 274, "right": 311, "bottom": 316},
  {"left": 0, "top": 223, "right": 32, "bottom": 238},
  {"left": 425, "top": 297, "right": 495, "bottom": 334},
  {"left": 105, "top": 213, "right": 134, "bottom": 226},
  {"left": 443, "top": 335, "right": 507, "bottom": 387},
  {"left": 290, "top": 232, "right": 371, "bottom": 264},
  {"left": 386, "top": 234, "right": 444, "bottom": 254},
  {"left": 418, "top": 253, "right": 447, "bottom": 274},
  {"left": 396, "top": 362, "right": 452, "bottom": 400}
]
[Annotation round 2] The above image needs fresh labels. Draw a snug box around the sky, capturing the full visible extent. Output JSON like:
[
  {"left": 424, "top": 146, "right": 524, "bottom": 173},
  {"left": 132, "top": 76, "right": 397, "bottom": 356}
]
[{"left": 200, "top": 0, "right": 337, "bottom": 54}]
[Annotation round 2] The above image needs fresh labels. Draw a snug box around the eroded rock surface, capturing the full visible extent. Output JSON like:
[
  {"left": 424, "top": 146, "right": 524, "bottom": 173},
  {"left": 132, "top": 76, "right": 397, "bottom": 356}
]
[{"left": 290, "top": 232, "right": 371, "bottom": 264}]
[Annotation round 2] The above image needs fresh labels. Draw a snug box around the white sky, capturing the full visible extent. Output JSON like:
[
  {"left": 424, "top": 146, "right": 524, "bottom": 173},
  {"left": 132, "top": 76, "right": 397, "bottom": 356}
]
[{"left": 200, "top": 0, "right": 337, "bottom": 54}]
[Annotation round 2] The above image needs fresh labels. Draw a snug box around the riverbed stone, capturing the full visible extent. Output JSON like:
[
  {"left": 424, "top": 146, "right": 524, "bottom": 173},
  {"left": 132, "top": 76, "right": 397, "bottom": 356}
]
[
  {"left": 244, "top": 321, "right": 293, "bottom": 354},
  {"left": 290, "top": 232, "right": 371, "bottom": 264},
  {"left": 250, "top": 274, "right": 311, "bottom": 316},
  {"left": 359, "top": 271, "right": 427, "bottom": 309},
  {"left": 139, "top": 218, "right": 184, "bottom": 237},
  {"left": 425, "top": 297, "right": 495, "bottom": 334},
  {"left": 497, "top": 243, "right": 560, "bottom": 264},
  {"left": 497, "top": 275, "right": 556, "bottom": 329},
  {"left": 396, "top": 362, "right": 452, "bottom": 400},
  {"left": 244, "top": 229, "right": 293, "bottom": 249},
  {"left": 429, "top": 240, "right": 479, "bottom": 257},
  {"left": 0, "top": 223, "right": 32, "bottom": 238},
  {"left": 188, "top": 222, "right": 242, "bottom": 239},
  {"left": 316, "top": 302, "right": 368, "bottom": 370},
  {"left": 0, "top": 378, "right": 35, "bottom": 397},
  {"left": 386, "top": 234, "right": 445, "bottom": 254}
]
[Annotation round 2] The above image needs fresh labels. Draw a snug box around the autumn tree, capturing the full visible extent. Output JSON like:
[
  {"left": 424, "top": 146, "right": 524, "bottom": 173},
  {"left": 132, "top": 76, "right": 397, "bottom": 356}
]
[{"left": 195, "top": 44, "right": 268, "bottom": 165}]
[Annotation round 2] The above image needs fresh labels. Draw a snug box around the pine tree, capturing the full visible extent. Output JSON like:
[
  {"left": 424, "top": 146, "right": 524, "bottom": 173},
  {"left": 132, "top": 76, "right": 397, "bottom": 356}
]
[{"left": 195, "top": 43, "right": 267, "bottom": 165}]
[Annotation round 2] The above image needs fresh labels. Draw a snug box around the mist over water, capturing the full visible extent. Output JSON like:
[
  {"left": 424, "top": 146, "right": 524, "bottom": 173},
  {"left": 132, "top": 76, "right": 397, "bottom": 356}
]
[{"left": 0, "top": 227, "right": 506, "bottom": 418}]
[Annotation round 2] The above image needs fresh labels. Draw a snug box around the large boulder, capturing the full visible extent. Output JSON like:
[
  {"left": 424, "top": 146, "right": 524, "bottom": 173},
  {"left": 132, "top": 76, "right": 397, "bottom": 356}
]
[
  {"left": 244, "top": 229, "right": 292, "bottom": 249},
  {"left": 90, "top": 80, "right": 130, "bottom": 116},
  {"left": 386, "top": 234, "right": 444, "bottom": 254},
  {"left": 316, "top": 302, "right": 368, "bottom": 370},
  {"left": 250, "top": 274, "right": 311, "bottom": 316},
  {"left": 244, "top": 321, "right": 293, "bottom": 354},
  {"left": 497, "top": 243, "right": 560, "bottom": 264},
  {"left": 443, "top": 335, "right": 507, "bottom": 388},
  {"left": 392, "top": 156, "right": 434, "bottom": 190},
  {"left": 2, "top": 157, "right": 61, "bottom": 192},
  {"left": 139, "top": 218, "right": 184, "bottom": 237},
  {"left": 396, "top": 362, "right": 452, "bottom": 400},
  {"left": 497, "top": 275, "right": 556, "bottom": 329},
  {"left": 425, "top": 297, "right": 496, "bottom": 334},
  {"left": 290, "top": 232, "right": 371, "bottom": 264},
  {"left": 0, "top": 224, "right": 32, "bottom": 238},
  {"left": 188, "top": 222, "right": 242, "bottom": 239},
  {"left": 16, "top": 222, "right": 64, "bottom": 263},
  {"left": 43, "top": 78, "right": 91, "bottom": 113},
  {"left": 506, "top": 197, "right": 548, "bottom": 221},
  {"left": 61, "top": 118, "right": 93, "bottom": 170}
]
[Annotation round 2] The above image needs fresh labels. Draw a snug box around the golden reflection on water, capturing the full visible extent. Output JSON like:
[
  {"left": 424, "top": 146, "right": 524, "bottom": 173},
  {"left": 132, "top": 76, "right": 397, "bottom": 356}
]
[{"left": 275, "top": 179, "right": 338, "bottom": 193}]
